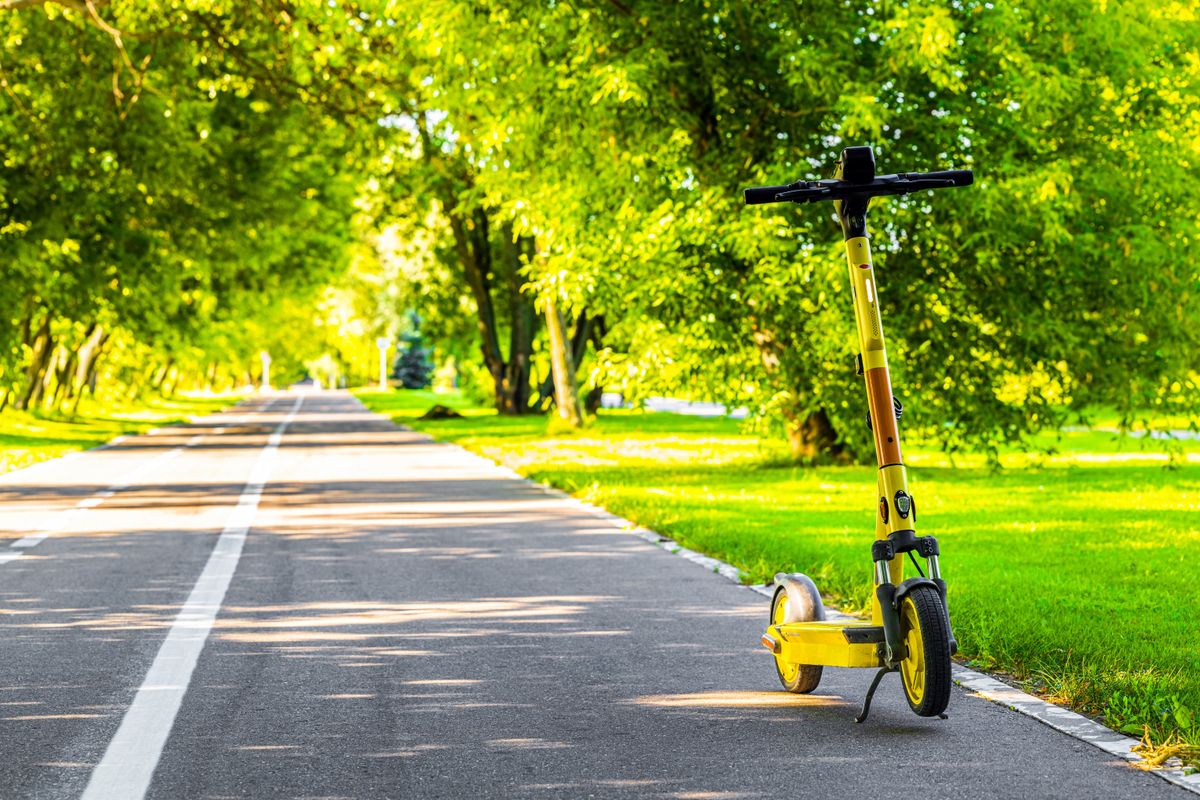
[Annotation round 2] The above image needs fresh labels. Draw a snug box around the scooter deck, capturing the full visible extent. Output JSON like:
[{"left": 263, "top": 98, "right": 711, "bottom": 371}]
[{"left": 764, "top": 620, "right": 884, "bottom": 669}]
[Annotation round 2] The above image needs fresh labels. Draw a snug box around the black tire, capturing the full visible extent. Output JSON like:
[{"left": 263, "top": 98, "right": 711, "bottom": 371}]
[
  {"left": 897, "top": 584, "right": 952, "bottom": 717},
  {"left": 770, "top": 582, "right": 823, "bottom": 694}
]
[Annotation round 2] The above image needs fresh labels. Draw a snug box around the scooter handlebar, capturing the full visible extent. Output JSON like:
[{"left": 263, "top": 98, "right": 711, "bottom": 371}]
[
  {"left": 908, "top": 169, "right": 973, "bottom": 187},
  {"left": 744, "top": 184, "right": 797, "bottom": 205},
  {"left": 743, "top": 168, "right": 973, "bottom": 206}
]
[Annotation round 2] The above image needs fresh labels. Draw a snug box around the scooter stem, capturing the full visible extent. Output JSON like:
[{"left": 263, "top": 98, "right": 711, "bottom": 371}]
[{"left": 838, "top": 201, "right": 913, "bottom": 635}]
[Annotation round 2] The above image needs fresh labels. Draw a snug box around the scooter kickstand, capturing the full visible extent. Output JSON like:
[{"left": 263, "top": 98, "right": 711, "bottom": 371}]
[{"left": 854, "top": 667, "right": 896, "bottom": 723}]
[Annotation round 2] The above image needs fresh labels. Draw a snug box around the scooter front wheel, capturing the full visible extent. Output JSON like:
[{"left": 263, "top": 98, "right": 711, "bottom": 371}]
[
  {"left": 898, "top": 584, "right": 952, "bottom": 716},
  {"left": 770, "top": 578, "right": 823, "bottom": 694}
]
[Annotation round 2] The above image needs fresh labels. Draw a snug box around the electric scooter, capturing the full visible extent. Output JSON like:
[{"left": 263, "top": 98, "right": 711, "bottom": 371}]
[{"left": 744, "top": 146, "right": 972, "bottom": 722}]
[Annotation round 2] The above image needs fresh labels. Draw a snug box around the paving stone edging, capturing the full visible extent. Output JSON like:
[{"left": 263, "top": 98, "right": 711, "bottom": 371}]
[{"left": 440, "top": 445, "right": 1200, "bottom": 796}]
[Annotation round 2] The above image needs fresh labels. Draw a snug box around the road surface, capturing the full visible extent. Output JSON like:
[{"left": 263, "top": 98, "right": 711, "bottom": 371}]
[{"left": 0, "top": 392, "right": 1186, "bottom": 799}]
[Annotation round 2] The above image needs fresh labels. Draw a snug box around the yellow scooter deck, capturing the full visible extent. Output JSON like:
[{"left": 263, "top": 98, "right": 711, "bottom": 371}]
[{"left": 763, "top": 620, "right": 884, "bottom": 669}]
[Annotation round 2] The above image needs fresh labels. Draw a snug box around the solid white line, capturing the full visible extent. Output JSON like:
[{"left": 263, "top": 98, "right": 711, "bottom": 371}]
[{"left": 80, "top": 394, "right": 303, "bottom": 800}]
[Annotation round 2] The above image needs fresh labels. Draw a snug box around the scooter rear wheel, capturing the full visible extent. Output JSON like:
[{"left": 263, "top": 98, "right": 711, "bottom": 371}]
[
  {"left": 770, "top": 581, "right": 823, "bottom": 694},
  {"left": 898, "top": 584, "right": 952, "bottom": 716}
]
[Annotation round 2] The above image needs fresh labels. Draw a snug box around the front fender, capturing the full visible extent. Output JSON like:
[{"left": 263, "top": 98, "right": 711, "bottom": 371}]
[{"left": 892, "top": 577, "right": 941, "bottom": 610}]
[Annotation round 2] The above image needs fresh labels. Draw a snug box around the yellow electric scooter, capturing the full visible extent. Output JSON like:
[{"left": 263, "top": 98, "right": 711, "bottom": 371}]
[{"left": 744, "top": 146, "right": 972, "bottom": 722}]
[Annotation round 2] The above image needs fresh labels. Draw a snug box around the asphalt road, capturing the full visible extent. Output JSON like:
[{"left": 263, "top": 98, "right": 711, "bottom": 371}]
[{"left": 0, "top": 392, "right": 1186, "bottom": 799}]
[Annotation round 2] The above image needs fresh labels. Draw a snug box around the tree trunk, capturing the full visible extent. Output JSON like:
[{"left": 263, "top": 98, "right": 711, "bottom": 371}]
[
  {"left": 52, "top": 344, "right": 78, "bottom": 408},
  {"left": 750, "top": 317, "right": 844, "bottom": 461},
  {"left": 534, "top": 310, "right": 596, "bottom": 408},
  {"left": 35, "top": 343, "right": 64, "bottom": 410},
  {"left": 582, "top": 315, "right": 607, "bottom": 414},
  {"left": 15, "top": 316, "right": 52, "bottom": 411},
  {"left": 432, "top": 150, "right": 509, "bottom": 411},
  {"left": 152, "top": 358, "right": 174, "bottom": 391},
  {"left": 21, "top": 339, "right": 55, "bottom": 411},
  {"left": 783, "top": 407, "right": 843, "bottom": 460},
  {"left": 497, "top": 227, "right": 536, "bottom": 414},
  {"left": 418, "top": 124, "right": 536, "bottom": 417},
  {"left": 70, "top": 325, "right": 105, "bottom": 407},
  {"left": 455, "top": 209, "right": 506, "bottom": 390},
  {"left": 584, "top": 385, "right": 604, "bottom": 415},
  {"left": 544, "top": 294, "right": 583, "bottom": 428},
  {"left": 162, "top": 366, "right": 179, "bottom": 397}
]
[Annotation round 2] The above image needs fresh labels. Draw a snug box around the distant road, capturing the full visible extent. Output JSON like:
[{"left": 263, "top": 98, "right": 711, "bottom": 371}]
[{"left": 0, "top": 392, "right": 1186, "bottom": 799}]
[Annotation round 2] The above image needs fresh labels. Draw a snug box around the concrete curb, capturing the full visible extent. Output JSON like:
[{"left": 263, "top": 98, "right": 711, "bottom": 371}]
[{"left": 441, "top": 444, "right": 1200, "bottom": 796}]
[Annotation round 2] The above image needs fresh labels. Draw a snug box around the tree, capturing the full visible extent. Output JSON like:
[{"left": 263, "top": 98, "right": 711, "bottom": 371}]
[
  {"left": 392, "top": 314, "right": 433, "bottom": 390},
  {"left": 0, "top": 1, "right": 358, "bottom": 406}
]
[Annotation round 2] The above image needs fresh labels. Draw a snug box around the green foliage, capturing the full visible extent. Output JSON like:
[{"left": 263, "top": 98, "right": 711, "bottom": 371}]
[
  {"left": 361, "top": 0, "right": 1200, "bottom": 456},
  {"left": 6, "top": 1, "right": 1197, "bottom": 450},
  {"left": 0, "top": 2, "right": 359, "bottom": 407}
]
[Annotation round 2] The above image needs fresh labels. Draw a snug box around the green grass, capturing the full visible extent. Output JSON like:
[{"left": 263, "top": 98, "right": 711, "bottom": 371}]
[
  {"left": 0, "top": 393, "right": 239, "bottom": 475},
  {"left": 358, "top": 387, "right": 1200, "bottom": 759}
]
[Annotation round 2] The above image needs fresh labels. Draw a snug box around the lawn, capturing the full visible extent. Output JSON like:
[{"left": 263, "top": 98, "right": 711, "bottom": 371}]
[
  {"left": 356, "top": 387, "right": 1200, "bottom": 760},
  {"left": 0, "top": 393, "right": 239, "bottom": 476}
]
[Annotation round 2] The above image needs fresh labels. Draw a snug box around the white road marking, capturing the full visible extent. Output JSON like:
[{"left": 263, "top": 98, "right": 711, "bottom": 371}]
[
  {"left": 7, "top": 433, "right": 207, "bottom": 554},
  {"left": 0, "top": 552, "right": 23, "bottom": 565},
  {"left": 80, "top": 395, "right": 303, "bottom": 800},
  {"left": 6, "top": 398, "right": 276, "bottom": 557}
]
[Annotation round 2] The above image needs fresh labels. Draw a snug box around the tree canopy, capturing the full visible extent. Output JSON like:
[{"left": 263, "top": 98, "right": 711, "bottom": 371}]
[{"left": 2, "top": 0, "right": 1197, "bottom": 457}]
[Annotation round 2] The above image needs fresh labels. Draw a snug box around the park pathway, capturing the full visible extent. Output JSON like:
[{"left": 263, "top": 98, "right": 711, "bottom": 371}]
[{"left": 0, "top": 392, "right": 1187, "bottom": 799}]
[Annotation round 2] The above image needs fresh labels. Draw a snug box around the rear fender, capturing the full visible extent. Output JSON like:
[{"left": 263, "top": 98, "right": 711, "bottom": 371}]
[{"left": 772, "top": 573, "right": 827, "bottom": 624}]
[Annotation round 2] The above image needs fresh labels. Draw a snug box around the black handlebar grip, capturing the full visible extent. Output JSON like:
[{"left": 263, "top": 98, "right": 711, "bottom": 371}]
[
  {"left": 744, "top": 184, "right": 793, "bottom": 205},
  {"left": 912, "top": 169, "right": 973, "bottom": 187}
]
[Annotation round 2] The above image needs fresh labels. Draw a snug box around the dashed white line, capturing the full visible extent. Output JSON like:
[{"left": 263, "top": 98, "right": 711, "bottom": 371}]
[
  {"left": 4, "top": 402, "right": 272, "bottom": 558},
  {"left": 80, "top": 394, "right": 303, "bottom": 800}
]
